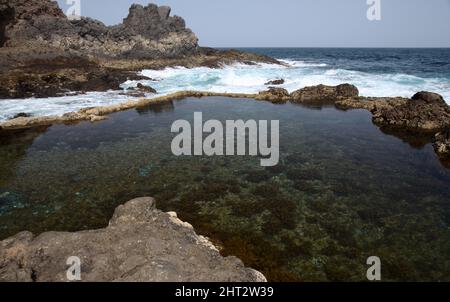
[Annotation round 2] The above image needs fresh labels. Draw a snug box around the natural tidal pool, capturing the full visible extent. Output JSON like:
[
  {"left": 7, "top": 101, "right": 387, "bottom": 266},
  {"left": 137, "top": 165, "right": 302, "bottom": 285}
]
[{"left": 0, "top": 97, "right": 449, "bottom": 281}]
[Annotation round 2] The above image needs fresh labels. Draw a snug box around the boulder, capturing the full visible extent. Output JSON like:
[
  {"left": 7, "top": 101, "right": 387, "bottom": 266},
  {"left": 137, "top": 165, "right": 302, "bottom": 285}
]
[
  {"left": 256, "top": 87, "right": 290, "bottom": 103},
  {"left": 0, "top": 197, "right": 266, "bottom": 282},
  {"left": 136, "top": 83, "right": 157, "bottom": 94}
]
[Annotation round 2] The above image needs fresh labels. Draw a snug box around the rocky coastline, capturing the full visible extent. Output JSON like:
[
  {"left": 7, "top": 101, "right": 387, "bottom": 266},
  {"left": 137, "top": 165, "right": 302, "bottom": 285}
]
[
  {"left": 0, "top": 197, "right": 266, "bottom": 282},
  {"left": 1, "top": 84, "right": 449, "bottom": 165},
  {"left": 0, "top": 0, "right": 280, "bottom": 99},
  {"left": 1, "top": 0, "right": 450, "bottom": 282}
]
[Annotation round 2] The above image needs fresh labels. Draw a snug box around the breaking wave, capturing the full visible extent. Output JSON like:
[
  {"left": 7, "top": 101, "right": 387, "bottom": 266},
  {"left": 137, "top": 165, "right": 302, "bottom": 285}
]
[{"left": 1, "top": 58, "right": 449, "bottom": 121}]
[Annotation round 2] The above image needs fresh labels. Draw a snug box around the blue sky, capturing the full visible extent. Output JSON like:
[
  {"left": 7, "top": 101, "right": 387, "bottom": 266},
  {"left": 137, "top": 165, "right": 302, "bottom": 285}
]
[{"left": 56, "top": 0, "right": 450, "bottom": 47}]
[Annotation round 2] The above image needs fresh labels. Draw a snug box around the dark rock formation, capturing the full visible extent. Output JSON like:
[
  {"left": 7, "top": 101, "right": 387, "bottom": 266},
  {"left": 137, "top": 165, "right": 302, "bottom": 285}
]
[
  {"left": 0, "top": 63, "right": 150, "bottom": 98},
  {"left": 119, "top": 83, "right": 157, "bottom": 98},
  {"left": 12, "top": 113, "right": 31, "bottom": 119},
  {"left": 136, "top": 83, "right": 157, "bottom": 94},
  {"left": 0, "top": 0, "right": 198, "bottom": 59},
  {"left": 371, "top": 92, "right": 450, "bottom": 132},
  {"left": 291, "top": 84, "right": 359, "bottom": 104},
  {"left": 0, "top": 197, "right": 266, "bottom": 282},
  {"left": 0, "top": 0, "right": 281, "bottom": 99},
  {"left": 265, "top": 79, "right": 285, "bottom": 86}
]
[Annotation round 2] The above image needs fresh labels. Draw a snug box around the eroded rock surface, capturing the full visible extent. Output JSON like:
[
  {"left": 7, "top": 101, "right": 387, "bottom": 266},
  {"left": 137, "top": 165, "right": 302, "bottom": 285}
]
[
  {"left": 0, "top": 0, "right": 198, "bottom": 59},
  {"left": 370, "top": 92, "right": 450, "bottom": 132},
  {"left": 0, "top": 197, "right": 266, "bottom": 282},
  {"left": 291, "top": 84, "right": 359, "bottom": 104},
  {"left": 256, "top": 87, "right": 291, "bottom": 103}
]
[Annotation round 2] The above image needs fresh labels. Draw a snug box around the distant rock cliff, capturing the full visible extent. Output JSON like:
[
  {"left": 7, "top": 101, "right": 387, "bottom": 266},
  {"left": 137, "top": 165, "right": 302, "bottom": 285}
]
[
  {"left": 0, "top": 0, "right": 279, "bottom": 99},
  {"left": 0, "top": 0, "right": 198, "bottom": 59}
]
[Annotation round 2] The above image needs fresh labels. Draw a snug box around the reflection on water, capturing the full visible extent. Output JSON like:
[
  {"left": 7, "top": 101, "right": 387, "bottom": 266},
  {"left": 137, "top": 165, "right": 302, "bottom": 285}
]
[{"left": 0, "top": 97, "right": 449, "bottom": 281}]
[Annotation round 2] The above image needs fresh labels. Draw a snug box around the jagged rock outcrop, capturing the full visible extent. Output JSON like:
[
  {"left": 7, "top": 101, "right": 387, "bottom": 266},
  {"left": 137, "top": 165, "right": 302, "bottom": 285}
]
[
  {"left": 291, "top": 84, "right": 359, "bottom": 104},
  {"left": 370, "top": 92, "right": 450, "bottom": 132},
  {"left": 0, "top": 0, "right": 198, "bottom": 59},
  {"left": 0, "top": 197, "right": 266, "bottom": 282}
]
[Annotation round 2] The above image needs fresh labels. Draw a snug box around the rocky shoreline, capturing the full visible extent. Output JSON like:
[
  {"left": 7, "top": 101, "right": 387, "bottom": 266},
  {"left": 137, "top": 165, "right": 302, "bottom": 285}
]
[
  {"left": 1, "top": 0, "right": 448, "bottom": 164},
  {"left": 0, "top": 197, "right": 266, "bottom": 282},
  {"left": 0, "top": 0, "right": 280, "bottom": 99},
  {"left": 1, "top": 84, "right": 449, "bottom": 165}
]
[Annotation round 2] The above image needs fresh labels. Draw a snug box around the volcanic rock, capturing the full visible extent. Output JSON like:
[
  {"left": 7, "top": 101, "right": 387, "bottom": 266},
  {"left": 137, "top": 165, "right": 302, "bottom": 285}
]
[
  {"left": 291, "top": 84, "right": 359, "bottom": 104},
  {"left": 0, "top": 197, "right": 266, "bottom": 282}
]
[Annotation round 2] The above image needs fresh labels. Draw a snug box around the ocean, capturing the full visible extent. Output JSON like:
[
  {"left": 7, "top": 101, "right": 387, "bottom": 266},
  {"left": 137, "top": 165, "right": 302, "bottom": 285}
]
[{"left": 1, "top": 48, "right": 449, "bottom": 120}]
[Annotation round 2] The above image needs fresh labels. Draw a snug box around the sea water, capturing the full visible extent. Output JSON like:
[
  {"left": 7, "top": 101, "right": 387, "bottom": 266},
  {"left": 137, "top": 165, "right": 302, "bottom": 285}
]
[{"left": 1, "top": 48, "right": 449, "bottom": 121}]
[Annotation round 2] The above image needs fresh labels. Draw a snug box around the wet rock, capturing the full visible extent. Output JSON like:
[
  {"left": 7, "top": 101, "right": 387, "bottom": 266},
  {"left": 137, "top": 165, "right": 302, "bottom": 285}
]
[
  {"left": 0, "top": 64, "right": 148, "bottom": 99},
  {"left": 119, "top": 91, "right": 146, "bottom": 98},
  {"left": 12, "top": 113, "right": 31, "bottom": 119},
  {"left": 136, "top": 83, "right": 157, "bottom": 94},
  {"left": 291, "top": 84, "right": 359, "bottom": 104},
  {"left": 0, "top": 197, "right": 266, "bottom": 282},
  {"left": 265, "top": 79, "right": 285, "bottom": 86}
]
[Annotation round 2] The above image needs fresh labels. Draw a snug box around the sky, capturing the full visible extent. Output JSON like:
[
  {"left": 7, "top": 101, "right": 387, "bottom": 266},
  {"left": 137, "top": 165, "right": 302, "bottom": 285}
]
[{"left": 56, "top": 0, "right": 450, "bottom": 47}]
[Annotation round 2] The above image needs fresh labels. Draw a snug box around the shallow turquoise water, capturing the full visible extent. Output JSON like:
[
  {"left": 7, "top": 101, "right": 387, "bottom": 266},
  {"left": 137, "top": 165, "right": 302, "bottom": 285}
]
[{"left": 0, "top": 97, "right": 449, "bottom": 281}]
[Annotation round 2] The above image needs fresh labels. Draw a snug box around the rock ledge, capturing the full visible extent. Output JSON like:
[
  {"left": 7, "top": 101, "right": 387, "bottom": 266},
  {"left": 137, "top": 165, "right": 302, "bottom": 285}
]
[{"left": 0, "top": 197, "right": 266, "bottom": 282}]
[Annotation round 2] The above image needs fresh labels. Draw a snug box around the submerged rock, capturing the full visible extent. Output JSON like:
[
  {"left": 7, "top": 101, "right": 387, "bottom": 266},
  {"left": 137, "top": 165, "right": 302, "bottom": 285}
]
[
  {"left": 434, "top": 128, "right": 450, "bottom": 161},
  {"left": 0, "top": 197, "right": 266, "bottom": 282}
]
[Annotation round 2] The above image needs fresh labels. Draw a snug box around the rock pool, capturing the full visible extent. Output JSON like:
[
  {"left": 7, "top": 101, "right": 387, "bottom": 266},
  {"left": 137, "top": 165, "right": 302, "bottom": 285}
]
[{"left": 0, "top": 97, "right": 449, "bottom": 281}]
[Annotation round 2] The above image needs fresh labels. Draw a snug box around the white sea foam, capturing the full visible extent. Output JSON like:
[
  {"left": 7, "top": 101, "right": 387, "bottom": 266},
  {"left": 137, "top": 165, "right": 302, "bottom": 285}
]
[
  {"left": 0, "top": 91, "right": 146, "bottom": 121},
  {"left": 1, "top": 60, "right": 449, "bottom": 121}
]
